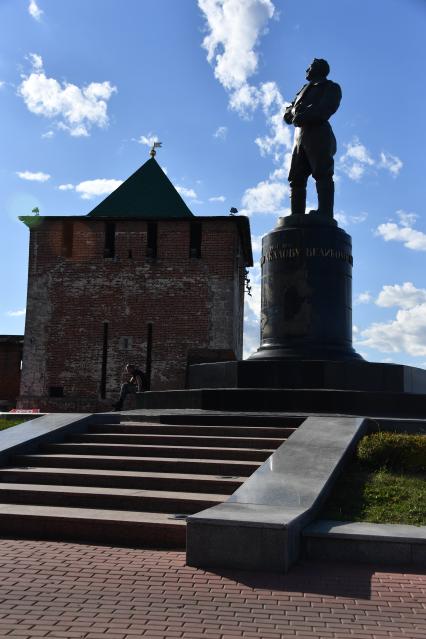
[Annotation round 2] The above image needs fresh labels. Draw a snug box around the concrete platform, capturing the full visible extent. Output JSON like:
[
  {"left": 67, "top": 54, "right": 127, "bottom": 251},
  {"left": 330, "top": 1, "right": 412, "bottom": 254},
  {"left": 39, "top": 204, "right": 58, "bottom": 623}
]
[
  {"left": 304, "top": 520, "right": 426, "bottom": 566},
  {"left": 137, "top": 386, "right": 426, "bottom": 418}
]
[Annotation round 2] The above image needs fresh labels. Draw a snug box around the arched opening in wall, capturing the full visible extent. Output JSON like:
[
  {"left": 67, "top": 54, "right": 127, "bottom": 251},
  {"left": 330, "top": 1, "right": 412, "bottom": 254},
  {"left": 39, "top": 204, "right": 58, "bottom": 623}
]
[{"left": 100, "top": 321, "right": 109, "bottom": 399}]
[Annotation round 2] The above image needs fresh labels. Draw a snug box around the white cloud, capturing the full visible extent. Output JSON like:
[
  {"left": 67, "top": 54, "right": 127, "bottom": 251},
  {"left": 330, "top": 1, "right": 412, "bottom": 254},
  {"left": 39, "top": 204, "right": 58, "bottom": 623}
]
[
  {"left": 379, "top": 152, "right": 403, "bottom": 177},
  {"left": 209, "top": 195, "right": 226, "bottom": 202},
  {"left": 41, "top": 130, "right": 54, "bottom": 139},
  {"left": 241, "top": 179, "right": 288, "bottom": 215},
  {"left": 17, "top": 170, "right": 50, "bottom": 182},
  {"left": 250, "top": 234, "right": 264, "bottom": 253},
  {"left": 243, "top": 317, "right": 261, "bottom": 358},
  {"left": 18, "top": 54, "right": 117, "bottom": 137},
  {"left": 138, "top": 133, "right": 159, "bottom": 147},
  {"left": 334, "top": 210, "right": 368, "bottom": 226},
  {"left": 243, "top": 263, "right": 261, "bottom": 357},
  {"left": 359, "top": 304, "right": 426, "bottom": 357},
  {"left": 199, "top": 0, "right": 294, "bottom": 220},
  {"left": 0, "top": 81, "right": 5, "bottom": 89},
  {"left": 199, "top": 0, "right": 292, "bottom": 164},
  {"left": 375, "top": 282, "right": 426, "bottom": 310},
  {"left": 75, "top": 179, "right": 123, "bottom": 200},
  {"left": 358, "top": 282, "right": 426, "bottom": 358},
  {"left": 6, "top": 308, "right": 26, "bottom": 317},
  {"left": 269, "top": 166, "right": 286, "bottom": 181},
  {"left": 199, "top": 0, "right": 275, "bottom": 91},
  {"left": 355, "top": 291, "right": 372, "bottom": 305},
  {"left": 376, "top": 219, "right": 426, "bottom": 251},
  {"left": 339, "top": 137, "right": 403, "bottom": 181},
  {"left": 213, "top": 126, "right": 227, "bottom": 140},
  {"left": 339, "top": 138, "right": 374, "bottom": 181},
  {"left": 28, "top": 1, "right": 43, "bottom": 21},
  {"left": 255, "top": 104, "right": 292, "bottom": 161},
  {"left": 176, "top": 186, "right": 198, "bottom": 199},
  {"left": 58, "top": 183, "right": 74, "bottom": 191},
  {"left": 342, "top": 139, "right": 374, "bottom": 165},
  {"left": 28, "top": 52, "right": 43, "bottom": 70},
  {"left": 397, "top": 209, "right": 418, "bottom": 227},
  {"left": 228, "top": 83, "right": 260, "bottom": 115}
]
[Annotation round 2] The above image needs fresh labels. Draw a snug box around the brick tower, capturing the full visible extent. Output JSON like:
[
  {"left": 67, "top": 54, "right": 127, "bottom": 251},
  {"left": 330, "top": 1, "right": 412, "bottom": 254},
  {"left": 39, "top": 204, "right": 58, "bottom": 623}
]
[{"left": 18, "top": 155, "right": 252, "bottom": 412}]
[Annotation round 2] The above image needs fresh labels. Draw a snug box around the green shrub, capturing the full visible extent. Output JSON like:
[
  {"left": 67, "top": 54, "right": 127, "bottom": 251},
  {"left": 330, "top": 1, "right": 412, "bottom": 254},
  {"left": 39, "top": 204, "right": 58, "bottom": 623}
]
[{"left": 357, "top": 432, "right": 426, "bottom": 473}]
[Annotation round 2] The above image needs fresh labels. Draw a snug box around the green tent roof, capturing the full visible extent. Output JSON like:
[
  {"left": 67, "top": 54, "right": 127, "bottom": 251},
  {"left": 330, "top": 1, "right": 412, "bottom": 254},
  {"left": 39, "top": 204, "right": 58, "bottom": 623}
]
[{"left": 87, "top": 157, "right": 194, "bottom": 218}]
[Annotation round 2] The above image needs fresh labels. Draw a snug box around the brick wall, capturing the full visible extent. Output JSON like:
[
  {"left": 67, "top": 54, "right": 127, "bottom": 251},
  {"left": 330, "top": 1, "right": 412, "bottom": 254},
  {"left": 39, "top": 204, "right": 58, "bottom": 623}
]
[
  {"left": 0, "top": 336, "right": 23, "bottom": 407},
  {"left": 18, "top": 217, "right": 249, "bottom": 412}
]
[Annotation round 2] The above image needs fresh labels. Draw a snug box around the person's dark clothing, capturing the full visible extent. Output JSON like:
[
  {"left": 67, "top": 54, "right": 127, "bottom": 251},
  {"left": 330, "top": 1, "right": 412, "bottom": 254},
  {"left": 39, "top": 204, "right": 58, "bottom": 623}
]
[
  {"left": 115, "top": 368, "right": 148, "bottom": 411},
  {"left": 284, "top": 79, "right": 342, "bottom": 216}
]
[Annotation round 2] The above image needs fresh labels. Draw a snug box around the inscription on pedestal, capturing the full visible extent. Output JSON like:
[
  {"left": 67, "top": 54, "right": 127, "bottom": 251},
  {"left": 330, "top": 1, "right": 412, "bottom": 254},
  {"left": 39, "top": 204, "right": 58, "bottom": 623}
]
[{"left": 261, "top": 246, "right": 353, "bottom": 266}]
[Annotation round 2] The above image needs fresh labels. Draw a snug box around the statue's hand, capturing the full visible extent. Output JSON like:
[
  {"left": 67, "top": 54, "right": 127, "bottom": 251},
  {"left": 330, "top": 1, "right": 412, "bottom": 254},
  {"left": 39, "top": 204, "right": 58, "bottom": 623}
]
[
  {"left": 292, "top": 112, "right": 305, "bottom": 126},
  {"left": 283, "top": 106, "right": 293, "bottom": 125}
]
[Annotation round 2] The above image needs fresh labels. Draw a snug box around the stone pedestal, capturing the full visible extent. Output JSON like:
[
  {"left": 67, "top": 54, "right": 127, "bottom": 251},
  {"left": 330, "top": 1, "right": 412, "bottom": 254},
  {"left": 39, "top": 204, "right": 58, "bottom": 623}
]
[{"left": 250, "top": 213, "right": 361, "bottom": 361}]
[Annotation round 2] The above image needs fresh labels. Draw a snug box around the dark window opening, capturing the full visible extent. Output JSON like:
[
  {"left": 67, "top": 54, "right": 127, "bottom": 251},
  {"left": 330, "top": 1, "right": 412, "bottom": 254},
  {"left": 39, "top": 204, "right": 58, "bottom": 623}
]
[
  {"left": 49, "top": 386, "right": 64, "bottom": 398},
  {"left": 189, "top": 222, "right": 202, "bottom": 258},
  {"left": 104, "top": 222, "right": 116, "bottom": 258},
  {"left": 100, "top": 322, "right": 109, "bottom": 398},
  {"left": 128, "top": 249, "right": 133, "bottom": 259},
  {"left": 146, "top": 222, "right": 157, "bottom": 258},
  {"left": 62, "top": 221, "right": 74, "bottom": 257},
  {"left": 146, "top": 322, "right": 153, "bottom": 391}
]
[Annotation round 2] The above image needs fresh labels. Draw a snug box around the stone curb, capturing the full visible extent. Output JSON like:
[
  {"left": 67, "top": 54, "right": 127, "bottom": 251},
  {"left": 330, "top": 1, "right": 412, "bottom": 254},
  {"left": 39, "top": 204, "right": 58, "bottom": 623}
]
[{"left": 303, "top": 519, "right": 426, "bottom": 566}]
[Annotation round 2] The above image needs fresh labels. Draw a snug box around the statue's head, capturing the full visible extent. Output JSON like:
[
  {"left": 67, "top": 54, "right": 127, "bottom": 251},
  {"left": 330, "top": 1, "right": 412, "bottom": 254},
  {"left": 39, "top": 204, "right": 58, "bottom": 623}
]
[{"left": 306, "top": 58, "right": 330, "bottom": 81}]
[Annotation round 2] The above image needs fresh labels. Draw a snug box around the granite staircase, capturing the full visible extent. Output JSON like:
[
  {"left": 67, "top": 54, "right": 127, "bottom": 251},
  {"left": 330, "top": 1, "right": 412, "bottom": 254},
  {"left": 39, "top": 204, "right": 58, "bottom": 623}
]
[{"left": 0, "top": 413, "right": 304, "bottom": 548}]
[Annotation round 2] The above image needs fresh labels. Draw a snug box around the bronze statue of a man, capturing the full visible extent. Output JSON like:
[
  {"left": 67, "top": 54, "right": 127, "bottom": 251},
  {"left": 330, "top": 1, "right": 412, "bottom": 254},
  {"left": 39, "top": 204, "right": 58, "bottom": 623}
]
[{"left": 284, "top": 59, "right": 341, "bottom": 218}]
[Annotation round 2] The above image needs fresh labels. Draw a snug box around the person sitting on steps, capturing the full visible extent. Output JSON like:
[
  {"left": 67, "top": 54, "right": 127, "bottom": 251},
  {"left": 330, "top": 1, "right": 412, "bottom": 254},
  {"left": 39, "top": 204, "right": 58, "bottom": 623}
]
[{"left": 113, "top": 363, "right": 148, "bottom": 411}]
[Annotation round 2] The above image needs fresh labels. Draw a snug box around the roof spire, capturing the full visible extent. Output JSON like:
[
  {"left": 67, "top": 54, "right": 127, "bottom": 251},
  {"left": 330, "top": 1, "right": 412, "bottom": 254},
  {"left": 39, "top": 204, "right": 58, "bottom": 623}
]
[{"left": 150, "top": 141, "right": 162, "bottom": 158}]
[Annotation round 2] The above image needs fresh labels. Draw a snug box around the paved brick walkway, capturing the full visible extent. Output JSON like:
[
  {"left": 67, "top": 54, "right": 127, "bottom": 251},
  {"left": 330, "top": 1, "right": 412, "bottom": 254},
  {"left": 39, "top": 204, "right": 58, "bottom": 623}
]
[{"left": 0, "top": 539, "right": 424, "bottom": 638}]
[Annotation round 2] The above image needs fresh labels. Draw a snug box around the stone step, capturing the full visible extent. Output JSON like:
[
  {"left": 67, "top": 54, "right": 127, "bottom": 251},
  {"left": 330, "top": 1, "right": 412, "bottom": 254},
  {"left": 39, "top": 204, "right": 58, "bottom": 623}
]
[
  {"left": 0, "top": 504, "right": 186, "bottom": 548},
  {"left": 123, "top": 413, "right": 305, "bottom": 427},
  {"left": 0, "top": 412, "right": 298, "bottom": 550},
  {"left": 13, "top": 453, "right": 261, "bottom": 476},
  {"left": 0, "top": 466, "right": 245, "bottom": 495},
  {"left": 71, "top": 432, "right": 287, "bottom": 449},
  {"left": 0, "top": 467, "right": 244, "bottom": 494},
  {"left": 41, "top": 442, "right": 273, "bottom": 462},
  {"left": 90, "top": 422, "right": 297, "bottom": 438},
  {"left": 0, "top": 483, "right": 226, "bottom": 513}
]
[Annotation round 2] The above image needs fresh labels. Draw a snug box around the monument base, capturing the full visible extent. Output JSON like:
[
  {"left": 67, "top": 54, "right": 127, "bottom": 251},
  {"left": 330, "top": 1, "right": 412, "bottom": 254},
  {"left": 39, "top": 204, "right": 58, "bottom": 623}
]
[
  {"left": 255, "top": 214, "right": 361, "bottom": 361},
  {"left": 187, "top": 359, "right": 426, "bottom": 394}
]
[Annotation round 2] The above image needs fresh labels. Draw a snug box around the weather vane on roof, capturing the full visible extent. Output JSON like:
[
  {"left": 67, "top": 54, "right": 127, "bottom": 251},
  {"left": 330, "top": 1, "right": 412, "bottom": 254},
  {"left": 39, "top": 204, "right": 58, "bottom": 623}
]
[{"left": 150, "top": 141, "right": 162, "bottom": 158}]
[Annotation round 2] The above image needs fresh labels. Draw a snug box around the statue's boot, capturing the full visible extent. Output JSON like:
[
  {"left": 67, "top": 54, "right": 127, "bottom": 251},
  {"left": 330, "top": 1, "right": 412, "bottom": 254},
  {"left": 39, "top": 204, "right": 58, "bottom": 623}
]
[
  {"left": 316, "top": 180, "right": 334, "bottom": 217},
  {"left": 290, "top": 186, "right": 307, "bottom": 216}
]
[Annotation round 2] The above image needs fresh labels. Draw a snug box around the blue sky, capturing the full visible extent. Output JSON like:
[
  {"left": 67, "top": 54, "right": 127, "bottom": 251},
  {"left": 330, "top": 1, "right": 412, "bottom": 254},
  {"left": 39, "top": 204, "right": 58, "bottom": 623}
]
[{"left": 1, "top": 0, "right": 426, "bottom": 366}]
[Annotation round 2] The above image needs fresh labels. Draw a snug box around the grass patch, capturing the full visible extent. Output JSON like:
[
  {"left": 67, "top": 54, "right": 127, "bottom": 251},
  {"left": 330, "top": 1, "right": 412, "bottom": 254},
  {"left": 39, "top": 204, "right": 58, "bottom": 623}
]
[
  {"left": 321, "top": 432, "right": 426, "bottom": 526},
  {"left": 0, "top": 417, "right": 29, "bottom": 431}
]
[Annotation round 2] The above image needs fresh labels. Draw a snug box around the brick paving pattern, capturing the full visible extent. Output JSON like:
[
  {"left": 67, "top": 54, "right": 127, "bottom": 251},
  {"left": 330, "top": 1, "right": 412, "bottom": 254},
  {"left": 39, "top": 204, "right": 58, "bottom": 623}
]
[{"left": 0, "top": 539, "right": 424, "bottom": 638}]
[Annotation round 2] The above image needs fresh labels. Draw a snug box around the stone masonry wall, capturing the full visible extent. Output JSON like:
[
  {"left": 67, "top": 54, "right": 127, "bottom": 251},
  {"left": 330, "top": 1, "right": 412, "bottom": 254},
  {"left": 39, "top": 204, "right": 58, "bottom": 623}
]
[
  {"left": 0, "top": 337, "right": 23, "bottom": 406},
  {"left": 18, "top": 217, "right": 246, "bottom": 411}
]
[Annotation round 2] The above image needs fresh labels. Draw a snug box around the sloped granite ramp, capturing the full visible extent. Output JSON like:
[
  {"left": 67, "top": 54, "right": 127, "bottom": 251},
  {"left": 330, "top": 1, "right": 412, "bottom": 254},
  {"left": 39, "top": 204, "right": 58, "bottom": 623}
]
[{"left": 187, "top": 415, "right": 368, "bottom": 573}]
